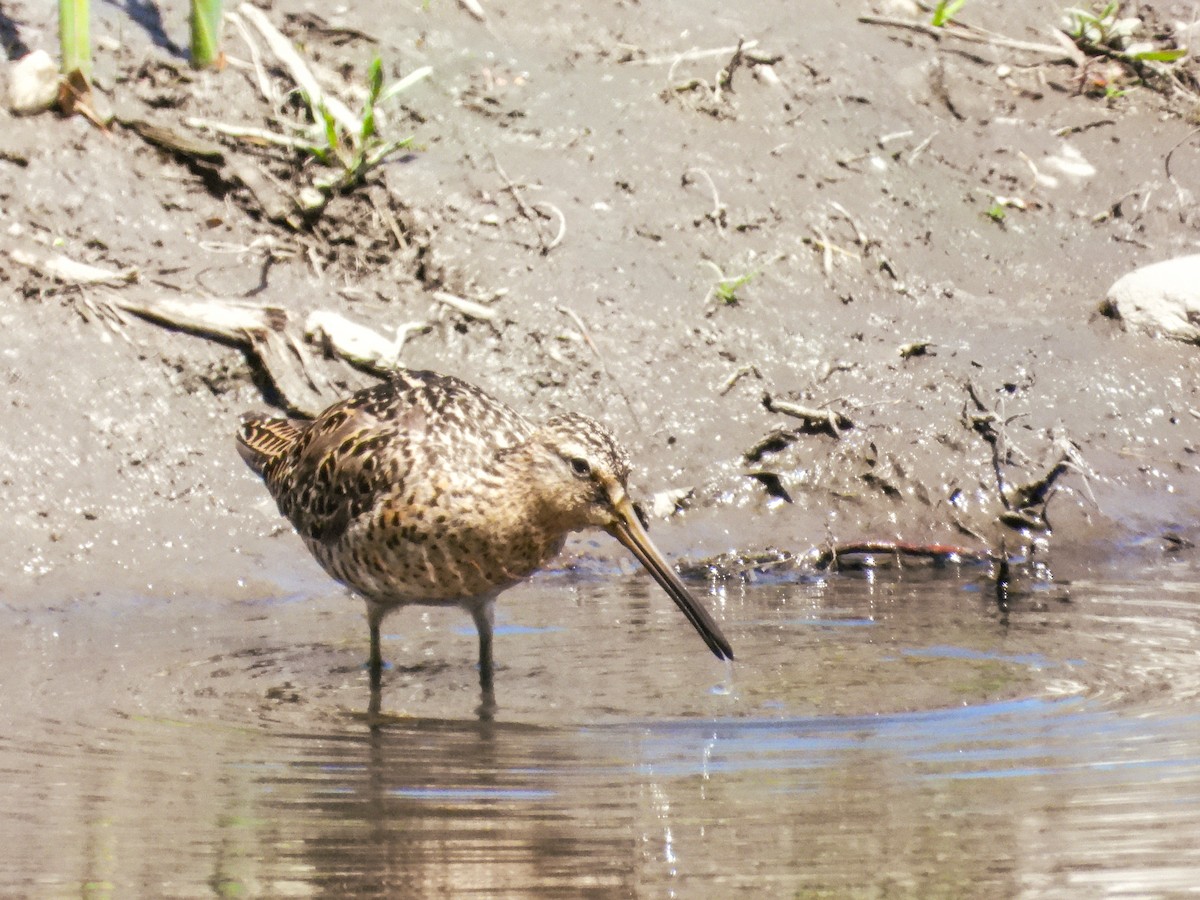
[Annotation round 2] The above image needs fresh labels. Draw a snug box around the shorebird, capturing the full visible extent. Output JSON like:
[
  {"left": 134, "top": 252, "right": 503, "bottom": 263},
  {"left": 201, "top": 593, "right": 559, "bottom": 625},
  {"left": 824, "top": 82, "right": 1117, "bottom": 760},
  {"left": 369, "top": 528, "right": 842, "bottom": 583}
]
[{"left": 236, "top": 368, "right": 732, "bottom": 713}]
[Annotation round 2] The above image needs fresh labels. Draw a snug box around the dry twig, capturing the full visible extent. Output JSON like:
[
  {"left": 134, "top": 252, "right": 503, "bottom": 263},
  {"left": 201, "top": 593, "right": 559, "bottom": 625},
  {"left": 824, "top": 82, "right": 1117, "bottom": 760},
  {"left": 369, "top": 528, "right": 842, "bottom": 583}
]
[
  {"left": 238, "top": 3, "right": 361, "bottom": 134},
  {"left": 491, "top": 154, "right": 558, "bottom": 253},
  {"left": 683, "top": 167, "right": 726, "bottom": 229},
  {"left": 763, "top": 392, "right": 853, "bottom": 437},
  {"left": 432, "top": 291, "right": 498, "bottom": 322},
  {"left": 857, "top": 14, "right": 1075, "bottom": 58},
  {"left": 10, "top": 248, "right": 138, "bottom": 285},
  {"left": 631, "top": 40, "right": 762, "bottom": 67}
]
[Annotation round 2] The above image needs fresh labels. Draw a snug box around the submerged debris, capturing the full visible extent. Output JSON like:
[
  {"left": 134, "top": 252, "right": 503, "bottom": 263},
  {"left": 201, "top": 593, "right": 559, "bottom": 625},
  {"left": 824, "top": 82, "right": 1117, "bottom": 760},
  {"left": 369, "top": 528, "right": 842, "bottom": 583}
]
[
  {"left": 676, "top": 547, "right": 800, "bottom": 581},
  {"left": 811, "top": 540, "right": 993, "bottom": 571},
  {"left": 677, "top": 541, "right": 994, "bottom": 581},
  {"left": 963, "top": 380, "right": 1091, "bottom": 536}
]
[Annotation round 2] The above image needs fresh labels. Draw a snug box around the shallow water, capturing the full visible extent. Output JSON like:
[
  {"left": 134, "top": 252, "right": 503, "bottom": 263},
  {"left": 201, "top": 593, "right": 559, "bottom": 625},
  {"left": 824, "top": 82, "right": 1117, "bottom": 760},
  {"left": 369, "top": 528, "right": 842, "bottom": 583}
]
[{"left": 3, "top": 552, "right": 1200, "bottom": 897}]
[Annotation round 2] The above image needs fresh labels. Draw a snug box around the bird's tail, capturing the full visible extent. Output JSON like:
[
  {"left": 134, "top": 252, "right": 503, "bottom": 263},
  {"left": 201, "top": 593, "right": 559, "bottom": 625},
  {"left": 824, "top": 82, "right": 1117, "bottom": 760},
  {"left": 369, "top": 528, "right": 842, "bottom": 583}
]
[{"left": 236, "top": 413, "right": 304, "bottom": 477}]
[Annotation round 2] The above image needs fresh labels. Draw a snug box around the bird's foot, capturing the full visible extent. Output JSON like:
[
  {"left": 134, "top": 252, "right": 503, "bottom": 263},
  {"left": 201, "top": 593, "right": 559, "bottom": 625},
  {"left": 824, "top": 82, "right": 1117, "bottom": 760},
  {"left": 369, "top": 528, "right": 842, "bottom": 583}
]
[{"left": 476, "top": 686, "right": 497, "bottom": 721}]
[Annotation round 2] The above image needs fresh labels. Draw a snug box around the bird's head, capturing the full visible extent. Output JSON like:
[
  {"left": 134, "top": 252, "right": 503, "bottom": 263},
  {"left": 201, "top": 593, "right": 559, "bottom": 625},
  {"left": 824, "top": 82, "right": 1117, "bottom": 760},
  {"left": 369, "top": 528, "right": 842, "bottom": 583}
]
[
  {"left": 513, "top": 412, "right": 733, "bottom": 662},
  {"left": 526, "top": 412, "right": 637, "bottom": 531}
]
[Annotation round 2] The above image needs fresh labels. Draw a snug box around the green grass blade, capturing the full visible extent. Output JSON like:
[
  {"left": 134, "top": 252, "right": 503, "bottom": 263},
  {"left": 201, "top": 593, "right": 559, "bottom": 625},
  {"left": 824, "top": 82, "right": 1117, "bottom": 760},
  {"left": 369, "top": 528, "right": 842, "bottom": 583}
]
[
  {"left": 367, "top": 57, "right": 384, "bottom": 103},
  {"left": 1129, "top": 47, "right": 1187, "bottom": 62},
  {"left": 362, "top": 135, "right": 415, "bottom": 170},
  {"left": 931, "top": 0, "right": 966, "bottom": 28},
  {"left": 59, "top": 0, "right": 92, "bottom": 77},
  {"left": 361, "top": 57, "right": 383, "bottom": 142},
  {"left": 190, "top": 0, "right": 223, "bottom": 69}
]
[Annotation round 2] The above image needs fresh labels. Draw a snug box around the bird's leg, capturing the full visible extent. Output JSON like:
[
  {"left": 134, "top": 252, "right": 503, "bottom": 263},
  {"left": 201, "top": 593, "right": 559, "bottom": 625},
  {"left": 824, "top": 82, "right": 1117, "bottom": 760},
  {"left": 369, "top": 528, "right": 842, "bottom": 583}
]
[
  {"left": 474, "top": 600, "right": 495, "bottom": 691},
  {"left": 366, "top": 602, "right": 385, "bottom": 691},
  {"left": 472, "top": 599, "right": 497, "bottom": 720},
  {"left": 367, "top": 682, "right": 382, "bottom": 718}
]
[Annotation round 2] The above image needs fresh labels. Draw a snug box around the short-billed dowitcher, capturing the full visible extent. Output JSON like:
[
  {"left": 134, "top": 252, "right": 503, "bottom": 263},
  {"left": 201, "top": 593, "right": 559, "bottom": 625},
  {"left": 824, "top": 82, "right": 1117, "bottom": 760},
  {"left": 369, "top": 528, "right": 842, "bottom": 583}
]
[{"left": 236, "top": 369, "right": 732, "bottom": 712}]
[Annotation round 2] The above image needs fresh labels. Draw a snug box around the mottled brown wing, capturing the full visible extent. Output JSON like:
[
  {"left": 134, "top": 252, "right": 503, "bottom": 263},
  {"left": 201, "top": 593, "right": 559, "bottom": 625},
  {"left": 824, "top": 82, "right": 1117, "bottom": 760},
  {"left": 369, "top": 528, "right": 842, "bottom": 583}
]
[
  {"left": 265, "top": 371, "right": 534, "bottom": 545},
  {"left": 236, "top": 415, "right": 305, "bottom": 478},
  {"left": 267, "top": 395, "right": 401, "bottom": 544}
]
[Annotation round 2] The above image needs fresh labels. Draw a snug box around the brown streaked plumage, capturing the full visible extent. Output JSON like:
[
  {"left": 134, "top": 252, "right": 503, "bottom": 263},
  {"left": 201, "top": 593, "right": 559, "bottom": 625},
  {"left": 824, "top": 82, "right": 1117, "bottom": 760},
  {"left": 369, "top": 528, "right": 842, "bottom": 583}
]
[{"left": 236, "top": 368, "right": 732, "bottom": 713}]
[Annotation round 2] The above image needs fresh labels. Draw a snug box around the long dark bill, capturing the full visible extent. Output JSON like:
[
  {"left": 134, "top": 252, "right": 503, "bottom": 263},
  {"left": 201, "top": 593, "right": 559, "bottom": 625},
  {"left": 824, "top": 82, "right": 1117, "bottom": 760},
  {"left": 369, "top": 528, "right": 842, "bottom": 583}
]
[{"left": 608, "top": 498, "right": 733, "bottom": 661}]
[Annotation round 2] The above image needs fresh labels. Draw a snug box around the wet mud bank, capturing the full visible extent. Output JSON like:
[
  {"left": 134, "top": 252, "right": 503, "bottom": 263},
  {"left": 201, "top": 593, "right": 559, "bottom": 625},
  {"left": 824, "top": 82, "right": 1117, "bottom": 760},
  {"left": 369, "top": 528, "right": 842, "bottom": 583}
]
[{"left": 1, "top": 2, "right": 1198, "bottom": 622}]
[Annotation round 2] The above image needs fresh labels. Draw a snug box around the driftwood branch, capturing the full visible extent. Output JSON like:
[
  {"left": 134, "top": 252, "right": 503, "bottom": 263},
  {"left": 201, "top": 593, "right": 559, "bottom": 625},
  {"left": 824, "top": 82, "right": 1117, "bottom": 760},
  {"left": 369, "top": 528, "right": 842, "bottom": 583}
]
[
  {"left": 113, "top": 296, "right": 336, "bottom": 416},
  {"left": 763, "top": 392, "right": 854, "bottom": 436}
]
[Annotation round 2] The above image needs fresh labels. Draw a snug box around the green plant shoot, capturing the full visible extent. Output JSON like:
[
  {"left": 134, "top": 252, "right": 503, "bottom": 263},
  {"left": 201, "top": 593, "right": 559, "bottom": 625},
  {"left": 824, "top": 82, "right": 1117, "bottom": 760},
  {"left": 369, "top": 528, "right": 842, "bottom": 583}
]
[
  {"left": 931, "top": 0, "right": 966, "bottom": 27},
  {"left": 58, "top": 0, "right": 91, "bottom": 78},
  {"left": 361, "top": 57, "right": 383, "bottom": 143},
  {"left": 715, "top": 271, "right": 756, "bottom": 305},
  {"left": 190, "top": 0, "right": 223, "bottom": 69}
]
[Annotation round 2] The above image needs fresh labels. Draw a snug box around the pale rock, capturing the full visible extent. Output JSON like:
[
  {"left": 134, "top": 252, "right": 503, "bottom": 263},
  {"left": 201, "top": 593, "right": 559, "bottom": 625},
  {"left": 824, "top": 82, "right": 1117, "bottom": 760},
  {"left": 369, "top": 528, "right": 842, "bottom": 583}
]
[
  {"left": 1103, "top": 255, "right": 1200, "bottom": 343},
  {"left": 7, "top": 50, "right": 59, "bottom": 115}
]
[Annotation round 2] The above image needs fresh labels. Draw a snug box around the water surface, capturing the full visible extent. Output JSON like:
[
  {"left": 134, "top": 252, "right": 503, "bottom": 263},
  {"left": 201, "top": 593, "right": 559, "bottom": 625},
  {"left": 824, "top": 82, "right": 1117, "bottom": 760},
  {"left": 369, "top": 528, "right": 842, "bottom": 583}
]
[{"left": 3, "top": 554, "right": 1200, "bottom": 896}]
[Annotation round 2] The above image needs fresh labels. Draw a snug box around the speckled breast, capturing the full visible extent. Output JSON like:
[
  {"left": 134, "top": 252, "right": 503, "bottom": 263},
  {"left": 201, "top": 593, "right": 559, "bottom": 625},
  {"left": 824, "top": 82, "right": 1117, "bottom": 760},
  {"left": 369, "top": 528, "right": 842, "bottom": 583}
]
[{"left": 306, "top": 519, "right": 568, "bottom": 605}]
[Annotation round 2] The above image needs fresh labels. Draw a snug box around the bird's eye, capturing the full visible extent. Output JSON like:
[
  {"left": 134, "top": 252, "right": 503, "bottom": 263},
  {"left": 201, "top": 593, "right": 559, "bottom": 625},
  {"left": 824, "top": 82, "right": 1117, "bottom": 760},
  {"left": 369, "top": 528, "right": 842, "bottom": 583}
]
[{"left": 569, "top": 457, "right": 591, "bottom": 478}]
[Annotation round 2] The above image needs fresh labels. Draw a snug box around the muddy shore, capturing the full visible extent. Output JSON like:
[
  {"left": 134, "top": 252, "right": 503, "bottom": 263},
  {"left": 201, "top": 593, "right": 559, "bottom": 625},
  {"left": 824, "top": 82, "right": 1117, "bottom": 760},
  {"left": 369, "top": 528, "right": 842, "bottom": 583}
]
[{"left": 2, "top": 0, "right": 1199, "bottom": 603}]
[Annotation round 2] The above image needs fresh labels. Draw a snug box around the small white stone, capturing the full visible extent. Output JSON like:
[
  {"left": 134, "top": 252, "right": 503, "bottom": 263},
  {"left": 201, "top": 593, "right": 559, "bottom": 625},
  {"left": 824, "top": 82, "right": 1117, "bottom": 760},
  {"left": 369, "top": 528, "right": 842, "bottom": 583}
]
[
  {"left": 1043, "top": 144, "right": 1096, "bottom": 180},
  {"left": 7, "top": 50, "right": 59, "bottom": 115}
]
